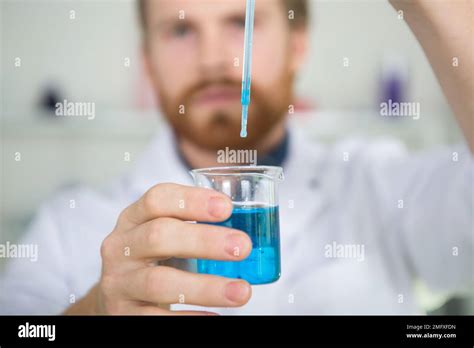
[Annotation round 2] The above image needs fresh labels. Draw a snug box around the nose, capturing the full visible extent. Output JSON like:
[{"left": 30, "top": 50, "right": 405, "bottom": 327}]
[{"left": 198, "top": 25, "right": 230, "bottom": 77}]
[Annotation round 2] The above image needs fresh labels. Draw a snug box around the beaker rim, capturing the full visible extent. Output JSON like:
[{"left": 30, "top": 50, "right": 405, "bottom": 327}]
[{"left": 190, "top": 165, "right": 283, "bottom": 180}]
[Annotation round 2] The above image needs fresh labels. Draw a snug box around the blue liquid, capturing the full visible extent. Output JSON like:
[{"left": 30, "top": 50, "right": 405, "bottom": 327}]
[
  {"left": 198, "top": 205, "right": 281, "bottom": 285},
  {"left": 240, "top": 103, "right": 248, "bottom": 138}
]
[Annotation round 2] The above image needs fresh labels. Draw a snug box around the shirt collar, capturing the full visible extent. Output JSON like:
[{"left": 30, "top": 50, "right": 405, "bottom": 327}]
[
  {"left": 174, "top": 129, "right": 290, "bottom": 170},
  {"left": 122, "top": 120, "right": 324, "bottom": 202}
]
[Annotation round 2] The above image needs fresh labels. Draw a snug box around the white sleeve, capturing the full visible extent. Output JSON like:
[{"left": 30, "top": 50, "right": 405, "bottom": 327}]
[
  {"left": 0, "top": 203, "right": 71, "bottom": 314},
  {"left": 367, "top": 142, "right": 473, "bottom": 294}
]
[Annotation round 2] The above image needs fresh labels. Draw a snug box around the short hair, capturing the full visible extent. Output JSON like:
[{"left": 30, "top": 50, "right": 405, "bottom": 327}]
[{"left": 138, "top": 0, "right": 309, "bottom": 33}]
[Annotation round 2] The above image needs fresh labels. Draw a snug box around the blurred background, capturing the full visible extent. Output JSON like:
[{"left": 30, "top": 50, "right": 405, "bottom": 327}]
[{"left": 0, "top": 0, "right": 470, "bottom": 313}]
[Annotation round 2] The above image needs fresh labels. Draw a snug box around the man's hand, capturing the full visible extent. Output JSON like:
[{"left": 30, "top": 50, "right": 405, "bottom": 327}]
[
  {"left": 65, "top": 183, "right": 252, "bottom": 315},
  {"left": 389, "top": 0, "right": 473, "bottom": 152}
]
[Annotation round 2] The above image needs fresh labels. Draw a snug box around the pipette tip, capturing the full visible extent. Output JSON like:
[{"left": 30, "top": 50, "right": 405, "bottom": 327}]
[{"left": 240, "top": 105, "right": 248, "bottom": 138}]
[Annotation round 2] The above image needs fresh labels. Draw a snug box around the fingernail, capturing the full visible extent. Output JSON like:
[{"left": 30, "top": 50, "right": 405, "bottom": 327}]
[
  {"left": 208, "top": 197, "right": 229, "bottom": 218},
  {"left": 225, "top": 233, "right": 248, "bottom": 258},
  {"left": 225, "top": 281, "right": 250, "bottom": 303}
]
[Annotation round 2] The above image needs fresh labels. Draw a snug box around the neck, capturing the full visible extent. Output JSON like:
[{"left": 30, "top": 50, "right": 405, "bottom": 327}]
[{"left": 178, "top": 120, "right": 287, "bottom": 169}]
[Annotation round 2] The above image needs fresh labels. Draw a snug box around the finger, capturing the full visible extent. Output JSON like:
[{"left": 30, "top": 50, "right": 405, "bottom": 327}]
[
  {"left": 124, "top": 217, "right": 252, "bottom": 261},
  {"left": 115, "top": 301, "right": 218, "bottom": 315},
  {"left": 171, "top": 310, "right": 219, "bottom": 316},
  {"left": 122, "top": 266, "right": 252, "bottom": 308},
  {"left": 137, "top": 307, "right": 219, "bottom": 316},
  {"left": 118, "top": 183, "right": 233, "bottom": 230}
]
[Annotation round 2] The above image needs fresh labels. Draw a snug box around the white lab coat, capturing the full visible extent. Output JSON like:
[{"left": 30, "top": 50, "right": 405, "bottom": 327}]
[{"left": 0, "top": 122, "right": 472, "bottom": 314}]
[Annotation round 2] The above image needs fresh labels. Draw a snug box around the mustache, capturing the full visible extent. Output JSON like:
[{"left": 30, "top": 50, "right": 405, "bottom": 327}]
[{"left": 181, "top": 77, "right": 242, "bottom": 103}]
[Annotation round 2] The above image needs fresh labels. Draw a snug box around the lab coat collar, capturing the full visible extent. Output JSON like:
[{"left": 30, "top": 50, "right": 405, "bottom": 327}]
[{"left": 125, "top": 122, "right": 193, "bottom": 201}]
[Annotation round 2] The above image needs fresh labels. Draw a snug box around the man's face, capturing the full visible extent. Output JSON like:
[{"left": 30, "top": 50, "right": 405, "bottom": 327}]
[{"left": 143, "top": 0, "right": 305, "bottom": 150}]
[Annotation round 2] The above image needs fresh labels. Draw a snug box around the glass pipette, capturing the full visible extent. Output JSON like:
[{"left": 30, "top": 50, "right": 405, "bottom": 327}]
[{"left": 240, "top": 0, "right": 255, "bottom": 138}]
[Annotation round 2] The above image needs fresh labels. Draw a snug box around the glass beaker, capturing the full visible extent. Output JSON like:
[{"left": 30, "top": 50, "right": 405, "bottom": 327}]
[{"left": 190, "top": 166, "right": 284, "bottom": 285}]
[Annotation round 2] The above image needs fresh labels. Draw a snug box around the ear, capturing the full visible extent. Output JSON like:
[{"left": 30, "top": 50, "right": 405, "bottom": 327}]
[{"left": 289, "top": 27, "right": 309, "bottom": 73}]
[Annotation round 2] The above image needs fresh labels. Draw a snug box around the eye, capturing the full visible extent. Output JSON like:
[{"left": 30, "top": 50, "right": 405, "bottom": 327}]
[
  {"left": 231, "top": 17, "right": 246, "bottom": 28},
  {"left": 171, "top": 23, "right": 191, "bottom": 37}
]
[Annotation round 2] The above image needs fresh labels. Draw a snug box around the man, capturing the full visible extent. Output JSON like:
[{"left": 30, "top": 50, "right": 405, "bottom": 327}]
[{"left": 0, "top": 0, "right": 472, "bottom": 315}]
